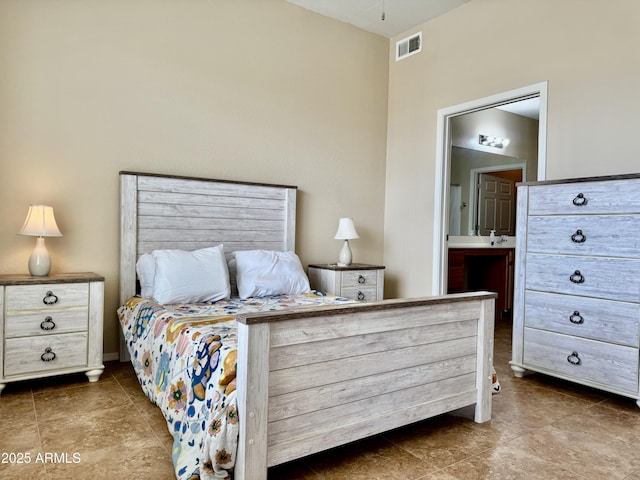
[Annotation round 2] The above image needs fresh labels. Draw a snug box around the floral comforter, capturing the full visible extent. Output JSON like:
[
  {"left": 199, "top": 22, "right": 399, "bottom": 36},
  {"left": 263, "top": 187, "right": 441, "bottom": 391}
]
[{"left": 118, "top": 292, "right": 353, "bottom": 480}]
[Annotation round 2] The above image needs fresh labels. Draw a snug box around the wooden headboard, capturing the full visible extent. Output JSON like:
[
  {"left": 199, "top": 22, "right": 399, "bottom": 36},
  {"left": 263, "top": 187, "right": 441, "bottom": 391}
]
[{"left": 119, "top": 171, "right": 298, "bottom": 304}]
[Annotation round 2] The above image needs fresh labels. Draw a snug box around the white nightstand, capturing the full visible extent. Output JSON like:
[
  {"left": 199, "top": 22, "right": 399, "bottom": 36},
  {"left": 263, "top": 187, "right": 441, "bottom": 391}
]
[
  {"left": 0, "top": 272, "right": 105, "bottom": 394},
  {"left": 308, "top": 263, "right": 385, "bottom": 302}
]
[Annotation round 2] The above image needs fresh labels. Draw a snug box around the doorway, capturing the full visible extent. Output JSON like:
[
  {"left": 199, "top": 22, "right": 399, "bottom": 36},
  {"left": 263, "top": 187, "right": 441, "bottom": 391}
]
[{"left": 432, "top": 82, "right": 548, "bottom": 295}]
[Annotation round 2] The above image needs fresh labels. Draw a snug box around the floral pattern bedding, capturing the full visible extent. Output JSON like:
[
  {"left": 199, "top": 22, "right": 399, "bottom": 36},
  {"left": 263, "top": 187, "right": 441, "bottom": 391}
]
[{"left": 118, "top": 292, "right": 353, "bottom": 480}]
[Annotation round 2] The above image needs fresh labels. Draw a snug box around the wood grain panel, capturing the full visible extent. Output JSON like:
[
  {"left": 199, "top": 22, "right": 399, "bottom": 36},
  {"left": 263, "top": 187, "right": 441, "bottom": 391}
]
[
  {"left": 268, "top": 373, "right": 476, "bottom": 445},
  {"left": 5, "top": 284, "right": 89, "bottom": 312},
  {"left": 269, "top": 354, "right": 476, "bottom": 422},
  {"left": 269, "top": 336, "right": 476, "bottom": 396},
  {"left": 270, "top": 320, "right": 476, "bottom": 370},
  {"left": 525, "top": 253, "right": 640, "bottom": 302},
  {"left": 269, "top": 300, "right": 481, "bottom": 348},
  {"left": 525, "top": 290, "right": 639, "bottom": 347},
  {"left": 5, "top": 332, "right": 88, "bottom": 376},
  {"left": 523, "top": 328, "right": 638, "bottom": 393},
  {"left": 268, "top": 387, "right": 477, "bottom": 467},
  {"left": 527, "top": 177, "right": 640, "bottom": 215},
  {"left": 527, "top": 214, "right": 640, "bottom": 257}
]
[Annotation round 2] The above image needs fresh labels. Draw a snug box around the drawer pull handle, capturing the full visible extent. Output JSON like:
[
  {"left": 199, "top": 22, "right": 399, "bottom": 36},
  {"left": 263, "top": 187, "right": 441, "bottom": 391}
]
[
  {"left": 357, "top": 291, "right": 365, "bottom": 301},
  {"left": 41, "top": 347, "right": 56, "bottom": 362},
  {"left": 40, "top": 316, "right": 56, "bottom": 331},
  {"left": 43, "top": 291, "right": 59, "bottom": 305},
  {"left": 571, "top": 230, "right": 586, "bottom": 243},
  {"left": 358, "top": 275, "right": 366, "bottom": 284},
  {"left": 567, "top": 351, "right": 581, "bottom": 366},
  {"left": 569, "top": 270, "right": 585, "bottom": 284},
  {"left": 572, "top": 193, "right": 588, "bottom": 206},
  {"left": 569, "top": 311, "right": 584, "bottom": 325}
]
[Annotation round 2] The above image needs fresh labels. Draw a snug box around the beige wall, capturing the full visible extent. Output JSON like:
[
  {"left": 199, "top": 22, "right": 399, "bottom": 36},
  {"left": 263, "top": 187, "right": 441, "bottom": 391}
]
[
  {"left": 0, "top": 1, "right": 389, "bottom": 357},
  {"left": 385, "top": 0, "right": 640, "bottom": 297}
]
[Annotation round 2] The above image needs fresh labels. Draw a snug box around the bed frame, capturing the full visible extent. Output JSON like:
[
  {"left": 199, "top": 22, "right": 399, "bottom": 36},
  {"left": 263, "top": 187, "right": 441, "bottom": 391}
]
[{"left": 119, "top": 171, "right": 496, "bottom": 480}]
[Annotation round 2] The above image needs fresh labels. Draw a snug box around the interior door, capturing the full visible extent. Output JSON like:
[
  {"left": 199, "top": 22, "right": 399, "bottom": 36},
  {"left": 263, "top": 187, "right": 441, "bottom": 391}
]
[{"left": 477, "top": 173, "right": 516, "bottom": 236}]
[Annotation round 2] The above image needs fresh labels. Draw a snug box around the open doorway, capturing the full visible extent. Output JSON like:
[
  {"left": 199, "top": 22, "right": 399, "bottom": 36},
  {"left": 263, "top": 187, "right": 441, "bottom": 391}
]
[{"left": 432, "top": 82, "right": 548, "bottom": 295}]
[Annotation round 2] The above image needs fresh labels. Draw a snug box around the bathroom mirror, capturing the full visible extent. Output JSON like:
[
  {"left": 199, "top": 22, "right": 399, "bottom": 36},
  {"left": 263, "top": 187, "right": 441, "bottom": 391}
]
[
  {"left": 450, "top": 148, "right": 524, "bottom": 236},
  {"left": 448, "top": 104, "right": 539, "bottom": 237}
]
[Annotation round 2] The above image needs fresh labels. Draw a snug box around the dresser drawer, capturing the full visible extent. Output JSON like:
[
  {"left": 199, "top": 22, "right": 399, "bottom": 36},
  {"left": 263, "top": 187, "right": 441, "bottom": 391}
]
[
  {"left": 525, "top": 253, "right": 640, "bottom": 302},
  {"left": 528, "top": 178, "right": 640, "bottom": 215},
  {"left": 5, "top": 310, "right": 89, "bottom": 338},
  {"left": 524, "top": 291, "right": 639, "bottom": 347},
  {"left": 340, "top": 270, "right": 379, "bottom": 288},
  {"left": 527, "top": 215, "right": 640, "bottom": 257},
  {"left": 4, "top": 332, "right": 88, "bottom": 377},
  {"left": 340, "top": 286, "right": 378, "bottom": 302},
  {"left": 5, "top": 283, "right": 89, "bottom": 312},
  {"left": 523, "top": 328, "right": 638, "bottom": 394}
]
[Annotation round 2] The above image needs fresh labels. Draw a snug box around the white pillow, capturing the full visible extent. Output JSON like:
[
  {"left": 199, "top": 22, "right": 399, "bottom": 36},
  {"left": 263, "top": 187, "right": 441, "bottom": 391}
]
[
  {"left": 151, "top": 245, "right": 230, "bottom": 304},
  {"left": 136, "top": 253, "right": 156, "bottom": 298},
  {"left": 234, "top": 250, "right": 310, "bottom": 299}
]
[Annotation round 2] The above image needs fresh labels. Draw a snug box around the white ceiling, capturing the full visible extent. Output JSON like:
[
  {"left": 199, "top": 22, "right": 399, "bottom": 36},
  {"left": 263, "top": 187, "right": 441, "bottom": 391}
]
[
  {"left": 286, "top": 0, "right": 470, "bottom": 38},
  {"left": 495, "top": 98, "right": 540, "bottom": 120}
]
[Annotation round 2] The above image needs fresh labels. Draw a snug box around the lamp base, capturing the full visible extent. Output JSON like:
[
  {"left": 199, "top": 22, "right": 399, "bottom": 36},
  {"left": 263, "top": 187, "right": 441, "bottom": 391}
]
[
  {"left": 28, "top": 237, "right": 52, "bottom": 276},
  {"left": 338, "top": 239, "right": 353, "bottom": 266}
]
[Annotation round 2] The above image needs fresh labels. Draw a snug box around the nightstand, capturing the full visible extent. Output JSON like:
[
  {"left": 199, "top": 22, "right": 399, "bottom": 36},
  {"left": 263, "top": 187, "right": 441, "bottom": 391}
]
[
  {"left": 0, "top": 272, "right": 105, "bottom": 394},
  {"left": 308, "top": 264, "right": 385, "bottom": 301}
]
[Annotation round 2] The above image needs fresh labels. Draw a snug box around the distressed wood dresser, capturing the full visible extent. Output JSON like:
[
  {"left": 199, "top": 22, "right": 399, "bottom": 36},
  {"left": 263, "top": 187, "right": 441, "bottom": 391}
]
[{"left": 510, "top": 173, "right": 640, "bottom": 407}]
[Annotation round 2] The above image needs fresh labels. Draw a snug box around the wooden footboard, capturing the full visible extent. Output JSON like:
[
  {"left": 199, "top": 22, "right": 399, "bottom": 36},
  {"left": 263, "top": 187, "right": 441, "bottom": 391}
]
[{"left": 235, "top": 291, "right": 495, "bottom": 480}]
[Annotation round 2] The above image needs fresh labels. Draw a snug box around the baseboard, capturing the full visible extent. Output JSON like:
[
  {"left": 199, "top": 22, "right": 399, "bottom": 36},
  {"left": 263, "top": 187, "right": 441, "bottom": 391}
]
[{"left": 103, "top": 352, "right": 120, "bottom": 362}]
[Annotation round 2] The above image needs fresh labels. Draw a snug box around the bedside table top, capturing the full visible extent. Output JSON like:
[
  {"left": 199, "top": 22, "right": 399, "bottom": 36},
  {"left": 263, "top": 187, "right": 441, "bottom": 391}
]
[
  {"left": 308, "top": 263, "right": 385, "bottom": 271},
  {"left": 0, "top": 272, "right": 104, "bottom": 286}
]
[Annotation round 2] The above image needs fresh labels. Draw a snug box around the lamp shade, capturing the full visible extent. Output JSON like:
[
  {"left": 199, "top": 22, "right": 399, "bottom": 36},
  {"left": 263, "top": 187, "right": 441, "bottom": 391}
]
[
  {"left": 19, "top": 205, "right": 63, "bottom": 237},
  {"left": 334, "top": 218, "right": 359, "bottom": 240}
]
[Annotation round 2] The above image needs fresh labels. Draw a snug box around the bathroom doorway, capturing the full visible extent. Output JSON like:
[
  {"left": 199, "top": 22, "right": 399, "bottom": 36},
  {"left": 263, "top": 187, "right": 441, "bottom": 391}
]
[{"left": 433, "top": 82, "right": 548, "bottom": 295}]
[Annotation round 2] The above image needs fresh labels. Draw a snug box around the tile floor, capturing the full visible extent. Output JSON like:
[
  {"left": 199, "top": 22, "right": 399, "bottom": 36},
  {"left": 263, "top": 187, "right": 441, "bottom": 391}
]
[{"left": 1, "top": 318, "right": 640, "bottom": 479}]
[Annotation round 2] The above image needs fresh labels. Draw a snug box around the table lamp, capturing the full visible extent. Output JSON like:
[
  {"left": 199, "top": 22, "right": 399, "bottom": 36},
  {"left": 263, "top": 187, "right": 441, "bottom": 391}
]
[
  {"left": 18, "top": 204, "right": 63, "bottom": 276},
  {"left": 334, "top": 217, "right": 359, "bottom": 266}
]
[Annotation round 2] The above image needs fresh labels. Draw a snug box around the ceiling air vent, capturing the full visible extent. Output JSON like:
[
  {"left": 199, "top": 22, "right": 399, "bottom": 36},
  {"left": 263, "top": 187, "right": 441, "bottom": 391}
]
[{"left": 396, "top": 32, "right": 422, "bottom": 61}]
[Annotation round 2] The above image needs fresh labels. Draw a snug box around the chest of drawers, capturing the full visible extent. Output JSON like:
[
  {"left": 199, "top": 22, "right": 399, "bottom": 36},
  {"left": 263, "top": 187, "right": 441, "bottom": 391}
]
[
  {"left": 510, "top": 174, "right": 640, "bottom": 407},
  {"left": 308, "top": 264, "right": 385, "bottom": 302},
  {"left": 0, "top": 273, "right": 105, "bottom": 394}
]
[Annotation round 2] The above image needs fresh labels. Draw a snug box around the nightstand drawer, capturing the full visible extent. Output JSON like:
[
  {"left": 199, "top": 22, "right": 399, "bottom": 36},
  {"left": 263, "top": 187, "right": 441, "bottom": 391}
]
[
  {"left": 4, "top": 332, "right": 88, "bottom": 377},
  {"left": 341, "top": 270, "right": 379, "bottom": 288},
  {"left": 5, "top": 283, "right": 89, "bottom": 312},
  {"left": 5, "top": 310, "right": 89, "bottom": 338},
  {"left": 341, "top": 286, "right": 378, "bottom": 302}
]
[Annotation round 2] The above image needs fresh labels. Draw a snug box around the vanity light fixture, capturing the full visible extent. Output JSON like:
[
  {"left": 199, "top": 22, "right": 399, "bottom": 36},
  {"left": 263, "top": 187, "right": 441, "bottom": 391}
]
[
  {"left": 334, "top": 218, "right": 359, "bottom": 266},
  {"left": 479, "top": 134, "right": 510, "bottom": 149},
  {"left": 18, "top": 204, "right": 63, "bottom": 276}
]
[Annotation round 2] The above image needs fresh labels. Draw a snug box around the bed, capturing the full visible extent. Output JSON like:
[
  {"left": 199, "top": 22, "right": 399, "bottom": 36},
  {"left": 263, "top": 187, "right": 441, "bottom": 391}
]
[{"left": 118, "top": 171, "right": 496, "bottom": 480}]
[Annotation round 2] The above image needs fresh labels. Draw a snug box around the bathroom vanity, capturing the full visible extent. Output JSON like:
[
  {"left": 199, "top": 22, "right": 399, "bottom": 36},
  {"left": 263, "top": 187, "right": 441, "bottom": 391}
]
[{"left": 447, "top": 236, "right": 515, "bottom": 319}]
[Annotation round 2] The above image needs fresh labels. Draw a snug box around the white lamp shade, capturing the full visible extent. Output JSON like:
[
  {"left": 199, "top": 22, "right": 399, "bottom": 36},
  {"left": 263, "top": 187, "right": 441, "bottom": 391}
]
[
  {"left": 19, "top": 205, "right": 63, "bottom": 237},
  {"left": 334, "top": 218, "right": 359, "bottom": 240}
]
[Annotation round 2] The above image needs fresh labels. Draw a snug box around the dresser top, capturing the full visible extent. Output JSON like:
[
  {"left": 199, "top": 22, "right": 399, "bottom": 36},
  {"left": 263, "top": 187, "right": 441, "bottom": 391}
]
[
  {"left": 0, "top": 272, "right": 104, "bottom": 286},
  {"left": 518, "top": 172, "right": 640, "bottom": 187}
]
